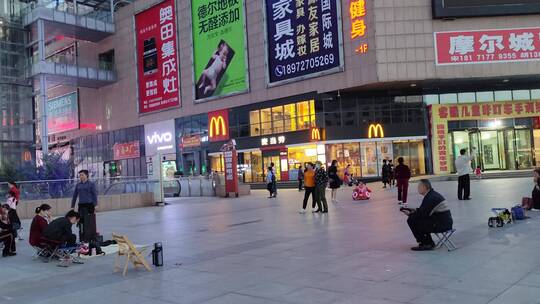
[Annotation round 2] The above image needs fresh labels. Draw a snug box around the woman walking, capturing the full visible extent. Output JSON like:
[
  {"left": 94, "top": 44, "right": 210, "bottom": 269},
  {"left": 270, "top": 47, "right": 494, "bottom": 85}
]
[
  {"left": 394, "top": 157, "right": 411, "bottom": 206},
  {"left": 328, "top": 160, "right": 341, "bottom": 203},
  {"left": 266, "top": 167, "right": 274, "bottom": 198},
  {"left": 299, "top": 163, "right": 316, "bottom": 214}
]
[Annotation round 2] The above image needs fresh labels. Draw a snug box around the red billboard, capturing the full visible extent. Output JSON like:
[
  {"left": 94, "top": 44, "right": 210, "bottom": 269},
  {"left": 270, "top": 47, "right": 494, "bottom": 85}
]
[
  {"left": 208, "top": 109, "right": 229, "bottom": 142},
  {"left": 135, "top": 0, "right": 180, "bottom": 114},
  {"left": 435, "top": 28, "right": 540, "bottom": 65},
  {"left": 113, "top": 141, "right": 141, "bottom": 160}
]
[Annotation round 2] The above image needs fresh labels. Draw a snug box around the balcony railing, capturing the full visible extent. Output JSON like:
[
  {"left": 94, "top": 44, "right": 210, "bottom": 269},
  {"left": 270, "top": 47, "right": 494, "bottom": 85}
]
[{"left": 21, "top": 0, "right": 113, "bottom": 24}]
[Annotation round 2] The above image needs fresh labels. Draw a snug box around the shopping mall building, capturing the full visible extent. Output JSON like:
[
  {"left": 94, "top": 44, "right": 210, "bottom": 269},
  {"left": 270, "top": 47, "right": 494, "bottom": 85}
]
[{"left": 6, "top": 0, "right": 540, "bottom": 181}]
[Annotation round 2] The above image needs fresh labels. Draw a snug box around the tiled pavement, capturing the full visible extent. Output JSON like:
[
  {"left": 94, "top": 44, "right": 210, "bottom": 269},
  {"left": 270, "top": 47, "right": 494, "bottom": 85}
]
[{"left": 2, "top": 177, "right": 540, "bottom": 304}]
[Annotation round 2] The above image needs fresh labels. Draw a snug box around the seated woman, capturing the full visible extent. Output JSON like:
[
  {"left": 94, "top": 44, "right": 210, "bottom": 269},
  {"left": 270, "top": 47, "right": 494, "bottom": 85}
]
[
  {"left": 0, "top": 204, "right": 16, "bottom": 257},
  {"left": 42, "top": 210, "right": 80, "bottom": 247},
  {"left": 29, "top": 204, "right": 52, "bottom": 248}
]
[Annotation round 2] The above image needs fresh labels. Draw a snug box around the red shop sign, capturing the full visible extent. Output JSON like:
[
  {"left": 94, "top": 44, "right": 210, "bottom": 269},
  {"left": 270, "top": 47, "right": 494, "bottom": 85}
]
[
  {"left": 113, "top": 141, "right": 140, "bottom": 160},
  {"left": 435, "top": 27, "right": 540, "bottom": 65},
  {"left": 135, "top": 0, "right": 180, "bottom": 114}
]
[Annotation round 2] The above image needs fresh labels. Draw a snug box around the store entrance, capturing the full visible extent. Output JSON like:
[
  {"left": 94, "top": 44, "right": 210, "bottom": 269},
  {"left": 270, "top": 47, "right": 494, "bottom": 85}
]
[
  {"left": 452, "top": 128, "right": 533, "bottom": 171},
  {"left": 263, "top": 155, "right": 281, "bottom": 181}
]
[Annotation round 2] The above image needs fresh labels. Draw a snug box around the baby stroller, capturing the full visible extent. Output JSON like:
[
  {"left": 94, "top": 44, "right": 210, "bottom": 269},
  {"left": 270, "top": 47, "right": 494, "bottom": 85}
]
[{"left": 352, "top": 182, "right": 372, "bottom": 200}]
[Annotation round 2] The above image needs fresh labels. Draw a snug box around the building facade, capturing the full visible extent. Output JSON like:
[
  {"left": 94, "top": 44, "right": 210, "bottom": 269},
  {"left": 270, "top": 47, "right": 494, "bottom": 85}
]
[{"left": 18, "top": 0, "right": 540, "bottom": 179}]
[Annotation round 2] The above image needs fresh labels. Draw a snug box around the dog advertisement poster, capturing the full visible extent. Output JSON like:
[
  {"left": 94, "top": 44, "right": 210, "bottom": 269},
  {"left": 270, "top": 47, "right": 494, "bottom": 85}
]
[{"left": 191, "top": 0, "right": 249, "bottom": 102}]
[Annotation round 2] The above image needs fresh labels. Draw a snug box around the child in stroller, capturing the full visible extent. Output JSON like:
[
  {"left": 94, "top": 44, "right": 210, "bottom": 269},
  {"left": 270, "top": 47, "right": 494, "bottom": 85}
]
[{"left": 352, "top": 182, "right": 372, "bottom": 200}]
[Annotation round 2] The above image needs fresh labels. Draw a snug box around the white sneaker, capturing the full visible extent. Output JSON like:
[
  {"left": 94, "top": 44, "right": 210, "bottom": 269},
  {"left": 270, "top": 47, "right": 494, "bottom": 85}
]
[
  {"left": 530, "top": 208, "right": 540, "bottom": 212},
  {"left": 398, "top": 201, "right": 403, "bottom": 205},
  {"left": 299, "top": 209, "right": 306, "bottom": 214}
]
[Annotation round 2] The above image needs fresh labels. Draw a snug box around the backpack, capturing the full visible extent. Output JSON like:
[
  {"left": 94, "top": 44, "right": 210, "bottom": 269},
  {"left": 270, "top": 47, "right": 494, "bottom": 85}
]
[{"left": 511, "top": 205, "right": 525, "bottom": 220}]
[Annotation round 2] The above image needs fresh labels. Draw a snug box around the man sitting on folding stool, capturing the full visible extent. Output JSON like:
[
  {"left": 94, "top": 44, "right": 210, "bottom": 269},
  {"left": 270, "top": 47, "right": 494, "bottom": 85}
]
[{"left": 400, "top": 179, "right": 453, "bottom": 251}]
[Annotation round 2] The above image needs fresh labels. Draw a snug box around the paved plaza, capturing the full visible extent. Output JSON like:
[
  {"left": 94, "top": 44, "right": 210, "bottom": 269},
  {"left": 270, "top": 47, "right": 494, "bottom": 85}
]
[{"left": 2, "top": 178, "right": 540, "bottom": 304}]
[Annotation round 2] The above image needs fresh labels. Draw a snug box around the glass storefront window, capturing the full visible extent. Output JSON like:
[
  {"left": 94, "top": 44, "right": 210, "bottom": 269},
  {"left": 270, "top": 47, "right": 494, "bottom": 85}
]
[
  {"left": 440, "top": 93, "right": 457, "bottom": 104},
  {"left": 513, "top": 90, "right": 531, "bottom": 100},
  {"left": 476, "top": 91, "right": 494, "bottom": 102},
  {"left": 532, "top": 89, "right": 540, "bottom": 99},
  {"left": 424, "top": 94, "right": 439, "bottom": 105},
  {"left": 288, "top": 145, "right": 318, "bottom": 179},
  {"left": 515, "top": 129, "right": 533, "bottom": 169},
  {"left": 377, "top": 141, "right": 393, "bottom": 165},
  {"left": 284, "top": 104, "right": 296, "bottom": 132},
  {"left": 458, "top": 92, "right": 476, "bottom": 103},
  {"left": 361, "top": 142, "right": 378, "bottom": 177},
  {"left": 494, "top": 90, "right": 512, "bottom": 101},
  {"left": 272, "top": 106, "right": 284, "bottom": 133},
  {"left": 409, "top": 140, "right": 426, "bottom": 175},
  {"left": 249, "top": 110, "right": 260, "bottom": 136},
  {"left": 343, "top": 143, "right": 361, "bottom": 178},
  {"left": 210, "top": 155, "right": 223, "bottom": 172},
  {"left": 393, "top": 141, "right": 410, "bottom": 170},
  {"left": 260, "top": 108, "right": 272, "bottom": 135}
]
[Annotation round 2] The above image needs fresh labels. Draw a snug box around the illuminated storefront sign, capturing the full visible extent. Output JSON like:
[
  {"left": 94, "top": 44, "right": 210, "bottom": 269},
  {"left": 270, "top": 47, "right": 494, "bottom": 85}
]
[
  {"left": 261, "top": 135, "right": 286, "bottom": 146},
  {"left": 144, "top": 120, "right": 176, "bottom": 155},
  {"left": 430, "top": 100, "right": 540, "bottom": 174},
  {"left": 435, "top": 28, "right": 540, "bottom": 65},
  {"left": 310, "top": 127, "right": 321, "bottom": 141},
  {"left": 181, "top": 134, "right": 202, "bottom": 149},
  {"left": 368, "top": 123, "right": 384, "bottom": 138},
  {"left": 208, "top": 109, "right": 229, "bottom": 142},
  {"left": 349, "top": 0, "right": 368, "bottom": 54},
  {"left": 113, "top": 141, "right": 141, "bottom": 160}
]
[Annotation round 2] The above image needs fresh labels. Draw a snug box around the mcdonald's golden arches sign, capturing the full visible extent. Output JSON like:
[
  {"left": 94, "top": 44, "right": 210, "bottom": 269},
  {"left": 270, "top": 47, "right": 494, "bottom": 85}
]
[
  {"left": 368, "top": 123, "right": 384, "bottom": 138},
  {"left": 310, "top": 127, "right": 324, "bottom": 141},
  {"left": 208, "top": 109, "right": 229, "bottom": 142}
]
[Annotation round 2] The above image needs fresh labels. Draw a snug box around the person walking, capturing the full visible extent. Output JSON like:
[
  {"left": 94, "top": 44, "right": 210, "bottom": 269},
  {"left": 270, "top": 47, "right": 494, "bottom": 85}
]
[
  {"left": 328, "top": 160, "right": 341, "bottom": 203},
  {"left": 314, "top": 161, "right": 329, "bottom": 213},
  {"left": 299, "top": 163, "right": 316, "bottom": 214},
  {"left": 388, "top": 160, "right": 395, "bottom": 187},
  {"left": 455, "top": 147, "right": 476, "bottom": 200},
  {"left": 395, "top": 157, "right": 411, "bottom": 206},
  {"left": 71, "top": 170, "right": 98, "bottom": 242},
  {"left": 266, "top": 167, "right": 274, "bottom": 198},
  {"left": 270, "top": 162, "right": 277, "bottom": 197},
  {"left": 297, "top": 164, "right": 304, "bottom": 191},
  {"left": 381, "top": 160, "right": 391, "bottom": 188}
]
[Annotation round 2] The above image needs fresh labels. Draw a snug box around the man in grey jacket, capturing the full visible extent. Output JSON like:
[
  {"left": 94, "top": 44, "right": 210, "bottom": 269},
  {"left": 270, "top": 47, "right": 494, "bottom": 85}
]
[{"left": 71, "top": 170, "right": 97, "bottom": 241}]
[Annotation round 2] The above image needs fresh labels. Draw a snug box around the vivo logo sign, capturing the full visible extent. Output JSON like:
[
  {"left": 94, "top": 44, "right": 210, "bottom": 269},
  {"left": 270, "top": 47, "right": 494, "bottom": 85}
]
[{"left": 146, "top": 132, "right": 173, "bottom": 145}]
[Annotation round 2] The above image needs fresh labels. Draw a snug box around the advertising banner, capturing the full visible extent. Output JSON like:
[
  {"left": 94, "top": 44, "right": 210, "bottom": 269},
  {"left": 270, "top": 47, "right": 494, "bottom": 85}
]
[
  {"left": 191, "top": 0, "right": 249, "bottom": 101},
  {"left": 265, "top": 0, "right": 342, "bottom": 85},
  {"left": 208, "top": 109, "right": 229, "bottom": 142},
  {"left": 435, "top": 27, "right": 540, "bottom": 65},
  {"left": 220, "top": 140, "right": 238, "bottom": 196},
  {"left": 181, "top": 134, "right": 202, "bottom": 149},
  {"left": 135, "top": 0, "right": 180, "bottom": 114},
  {"left": 47, "top": 92, "right": 79, "bottom": 135},
  {"left": 113, "top": 141, "right": 141, "bottom": 160}
]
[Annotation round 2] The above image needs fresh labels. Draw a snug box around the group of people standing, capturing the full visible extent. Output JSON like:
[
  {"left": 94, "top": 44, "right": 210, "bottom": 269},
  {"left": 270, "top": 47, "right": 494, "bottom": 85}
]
[
  {"left": 382, "top": 158, "right": 412, "bottom": 206},
  {"left": 298, "top": 160, "right": 341, "bottom": 214},
  {"left": 0, "top": 182, "right": 21, "bottom": 257}
]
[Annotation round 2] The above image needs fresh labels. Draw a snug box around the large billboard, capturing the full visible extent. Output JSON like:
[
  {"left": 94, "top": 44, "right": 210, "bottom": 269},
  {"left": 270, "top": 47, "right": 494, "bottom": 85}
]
[
  {"left": 135, "top": 0, "right": 180, "bottom": 114},
  {"left": 432, "top": 0, "right": 540, "bottom": 18},
  {"left": 191, "top": 0, "right": 249, "bottom": 101},
  {"left": 435, "top": 28, "right": 540, "bottom": 65},
  {"left": 264, "top": 0, "right": 343, "bottom": 85},
  {"left": 144, "top": 120, "right": 176, "bottom": 156},
  {"left": 47, "top": 92, "right": 79, "bottom": 135}
]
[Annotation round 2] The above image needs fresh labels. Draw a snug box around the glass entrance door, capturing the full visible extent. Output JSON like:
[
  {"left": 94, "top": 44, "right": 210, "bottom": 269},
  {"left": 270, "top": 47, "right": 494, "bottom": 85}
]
[
  {"left": 515, "top": 129, "right": 533, "bottom": 169},
  {"left": 480, "top": 131, "right": 501, "bottom": 170},
  {"left": 263, "top": 156, "right": 281, "bottom": 181}
]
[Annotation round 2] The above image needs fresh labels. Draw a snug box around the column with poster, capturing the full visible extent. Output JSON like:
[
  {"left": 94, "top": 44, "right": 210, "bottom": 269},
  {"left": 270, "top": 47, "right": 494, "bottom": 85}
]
[
  {"left": 135, "top": 0, "right": 180, "bottom": 114},
  {"left": 220, "top": 140, "right": 238, "bottom": 197},
  {"left": 191, "top": 0, "right": 249, "bottom": 101},
  {"left": 265, "top": 0, "right": 343, "bottom": 85}
]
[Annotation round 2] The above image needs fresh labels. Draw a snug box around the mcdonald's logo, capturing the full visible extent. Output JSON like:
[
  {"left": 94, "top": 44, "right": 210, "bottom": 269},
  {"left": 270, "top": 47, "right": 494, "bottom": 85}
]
[
  {"left": 310, "top": 127, "right": 321, "bottom": 141},
  {"left": 368, "top": 123, "right": 384, "bottom": 138},
  {"left": 208, "top": 109, "right": 229, "bottom": 142}
]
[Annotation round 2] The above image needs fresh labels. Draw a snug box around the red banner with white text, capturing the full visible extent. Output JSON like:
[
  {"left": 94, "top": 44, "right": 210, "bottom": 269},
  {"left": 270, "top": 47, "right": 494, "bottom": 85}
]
[
  {"left": 435, "top": 28, "right": 540, "bottom": 65},
  {"left": 135, "top": 0, "right": 180, "bottom": 114}
]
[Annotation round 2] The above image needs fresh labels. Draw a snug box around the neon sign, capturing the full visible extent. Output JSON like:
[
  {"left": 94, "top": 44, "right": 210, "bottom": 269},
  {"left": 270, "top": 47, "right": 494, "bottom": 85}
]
[{"left": 350, "top": 0, "right": 368, "bottom": 54}]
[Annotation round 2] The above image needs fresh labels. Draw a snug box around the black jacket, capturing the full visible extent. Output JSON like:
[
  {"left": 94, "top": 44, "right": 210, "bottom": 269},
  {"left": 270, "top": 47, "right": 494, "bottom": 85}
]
[
  {"left": 43, "top": 217, "right": 73, "bottom": 241},
  {"left": 415, "top": 189, "right": 453, "bottom": 229}
]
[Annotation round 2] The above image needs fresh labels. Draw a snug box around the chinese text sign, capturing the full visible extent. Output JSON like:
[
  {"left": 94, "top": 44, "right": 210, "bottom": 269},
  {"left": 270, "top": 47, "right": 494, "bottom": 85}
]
[
  {"left": 435, "top": 28, "right": 540, "bottom": 65},
  {"left": 47, "top": 92, "right": 79, "bottom": 135},
  {"left": 135, "top": 0, "right": 181, "bottom": 114},
  {"left": 349, "top": 0, "right": 368, "bottom": 54},
  {"left": 265, "top": 0, "right": 342, "bottom": 84},
  {"left": 192, "top": 0, "right": 248, "bottom": 101}
]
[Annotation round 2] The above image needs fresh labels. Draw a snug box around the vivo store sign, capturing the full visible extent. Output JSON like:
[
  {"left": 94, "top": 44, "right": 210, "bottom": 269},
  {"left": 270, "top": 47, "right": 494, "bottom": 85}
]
[{"left": 144, "top": 120, "right": 176, "bottom": 155}]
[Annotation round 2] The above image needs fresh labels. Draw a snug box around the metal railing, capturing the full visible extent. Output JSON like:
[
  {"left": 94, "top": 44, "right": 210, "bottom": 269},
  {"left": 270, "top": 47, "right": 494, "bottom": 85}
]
[
  {"left": 0, "top": 175, "right": 216, "bottom": 201},
  {"left": 21, "top": 0, "right": 113, "bottom": 23}
]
